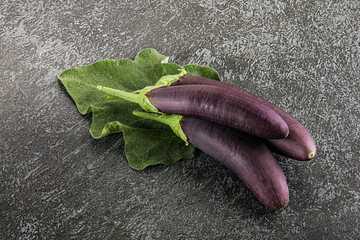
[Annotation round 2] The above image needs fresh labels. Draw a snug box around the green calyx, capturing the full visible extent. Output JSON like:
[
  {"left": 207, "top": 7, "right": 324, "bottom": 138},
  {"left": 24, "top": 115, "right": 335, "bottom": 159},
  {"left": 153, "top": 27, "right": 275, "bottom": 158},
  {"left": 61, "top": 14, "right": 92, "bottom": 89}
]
[
  {"left": 96, "top": 85, "right": 159, "bottom": 113},
  {"left": 155, "top": 68, "right": 187, "bottom": 87},
  {"left": 133, "top": 111, "right": 189, "bottom": 145},
  {"left": 97, "top": 67, "right": 187, "bottom": 113}
]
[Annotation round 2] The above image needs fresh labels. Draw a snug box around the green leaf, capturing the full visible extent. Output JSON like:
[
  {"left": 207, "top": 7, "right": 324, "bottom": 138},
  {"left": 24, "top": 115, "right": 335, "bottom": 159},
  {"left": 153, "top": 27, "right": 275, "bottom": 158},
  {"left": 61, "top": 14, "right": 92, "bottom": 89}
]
[
  {"left": 59, "top": 49, "right": 195, "bottom": 169},
  {"left": 58, "top": 49, "right": 221, "bottom": 170},
  {"left": 184, "top": 64, "right": 221, "bottom": 81},
  {"left": 89, "top": 100, "right": 195, "bottom": 170},
  {"left": 58, "top": 48, "right": 168, "bottom": 114},
  {"left": 122, "top": 125, "right": 194, "bottom": 170},
  {"left": 162, "top": 62, "right": 184, "bottom": 75}
]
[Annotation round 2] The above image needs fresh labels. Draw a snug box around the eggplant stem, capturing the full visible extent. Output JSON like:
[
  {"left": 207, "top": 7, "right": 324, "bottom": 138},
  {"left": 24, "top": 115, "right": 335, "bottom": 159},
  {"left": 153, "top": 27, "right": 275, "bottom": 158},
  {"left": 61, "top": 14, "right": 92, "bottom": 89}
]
[
  {"left": 97, "top": 85, "right": 159, "bottom": 112},
  {"left": 97, "top": 86, "right": 139, "bottom": 103},
  {"left": 133, "top": 111, "right": 189, "bottom": 145}
]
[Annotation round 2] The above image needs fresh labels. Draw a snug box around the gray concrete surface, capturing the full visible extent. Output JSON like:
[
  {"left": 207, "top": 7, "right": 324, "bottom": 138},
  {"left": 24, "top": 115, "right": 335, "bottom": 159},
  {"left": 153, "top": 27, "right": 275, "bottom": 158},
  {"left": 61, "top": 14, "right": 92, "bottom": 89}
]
[{"left": 1, "top": 1, "right": 359, "bottom": 239}]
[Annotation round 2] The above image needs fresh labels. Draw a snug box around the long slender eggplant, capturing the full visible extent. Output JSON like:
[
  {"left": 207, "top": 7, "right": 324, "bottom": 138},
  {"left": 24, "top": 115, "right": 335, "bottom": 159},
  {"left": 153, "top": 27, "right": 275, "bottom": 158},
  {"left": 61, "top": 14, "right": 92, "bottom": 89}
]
[
  {"left": 133, "top": 111, "right": 289, "bottom": 211},
  {"left": 148, "top": 85, "right": 289, "bottom": 139},
  {"left": 97, "top": 84, "right": 289, "bottom": 139},
  {"left": 172, "top": 75, "right": 316, "bottom": 161}
]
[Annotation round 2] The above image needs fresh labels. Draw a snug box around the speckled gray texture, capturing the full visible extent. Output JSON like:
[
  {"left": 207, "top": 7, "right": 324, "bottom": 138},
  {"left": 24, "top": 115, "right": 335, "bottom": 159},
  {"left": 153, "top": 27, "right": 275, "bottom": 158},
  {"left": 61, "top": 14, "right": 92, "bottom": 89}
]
[{"left": 1, "top": 0, "right": 359, "bottom": 239}]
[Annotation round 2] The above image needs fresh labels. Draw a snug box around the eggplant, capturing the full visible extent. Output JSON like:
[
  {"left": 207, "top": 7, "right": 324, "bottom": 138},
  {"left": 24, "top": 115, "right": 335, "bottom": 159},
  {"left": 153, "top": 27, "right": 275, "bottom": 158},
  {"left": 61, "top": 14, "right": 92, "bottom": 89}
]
[
  {"left": 97, "top": 84, "right": 289, "bottom": 139},
  {"left": 148, "top": 85, "right": 289, "bottom": 139},
  {"left": 133, "top": 111, "right": 289, "bottom": 211},
  {"left": 172, "top": 75, "right": 316, "bottom": 161}
]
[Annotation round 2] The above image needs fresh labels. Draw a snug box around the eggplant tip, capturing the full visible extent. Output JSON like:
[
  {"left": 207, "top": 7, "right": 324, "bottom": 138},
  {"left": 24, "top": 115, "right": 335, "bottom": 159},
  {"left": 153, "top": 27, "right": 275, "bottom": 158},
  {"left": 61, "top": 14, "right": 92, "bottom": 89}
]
[
  {"left": 285, "top": 131, "right": 289, "bottom": 138},
  {"left": 269, "top": 203, "right": 288, "bottom": 211},
  {"left": 308, "top": 151, "right": 315, "bottom": 159}
]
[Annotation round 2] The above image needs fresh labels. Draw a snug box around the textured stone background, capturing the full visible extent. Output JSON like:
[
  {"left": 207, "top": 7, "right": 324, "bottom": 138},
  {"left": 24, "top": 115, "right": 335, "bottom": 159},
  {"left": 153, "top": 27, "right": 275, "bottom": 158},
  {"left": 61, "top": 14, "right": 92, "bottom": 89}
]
[{"left": 1, "top": 1, "right": 359, "bottom": 239}]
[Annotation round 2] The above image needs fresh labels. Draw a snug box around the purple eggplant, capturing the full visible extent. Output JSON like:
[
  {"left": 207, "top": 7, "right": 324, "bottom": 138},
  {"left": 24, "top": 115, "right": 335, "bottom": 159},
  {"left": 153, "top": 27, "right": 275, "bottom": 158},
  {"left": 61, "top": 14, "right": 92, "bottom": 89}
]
[
  {"left": 146, "top": 85, "right": 289, "bottom": 139},
  {"left": 133, "top": 111, "right": 289, "bottom": 211},
  {"left": 97, "top": 84, "right": 289, "bottom": 139},
  {"left": 172, "top": 75, "right": 316, "bottom": 161}
]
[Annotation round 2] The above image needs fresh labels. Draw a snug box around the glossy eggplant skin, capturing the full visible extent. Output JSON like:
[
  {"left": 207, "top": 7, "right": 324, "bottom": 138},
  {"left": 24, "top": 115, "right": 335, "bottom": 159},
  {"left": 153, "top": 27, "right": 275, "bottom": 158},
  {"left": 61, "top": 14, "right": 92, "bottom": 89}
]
[
  {"left": 173, "top": 75, "right": 316, "bottom": 161},
  {"left": 146, "top": 85, "right": 289, "bottom": 139},
  {"left": 181, "top": 117, "right": 289, "bottom": 211}
]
